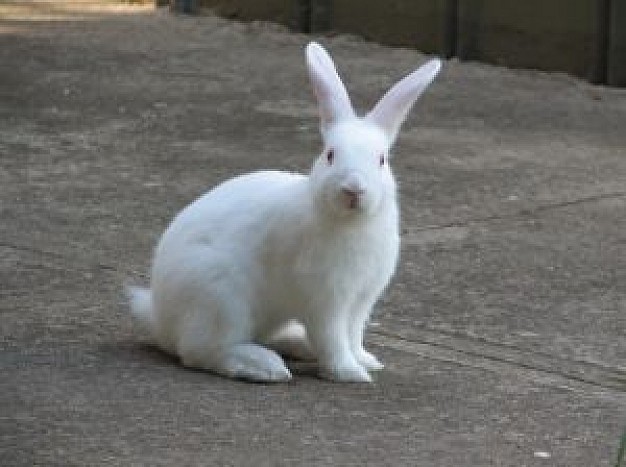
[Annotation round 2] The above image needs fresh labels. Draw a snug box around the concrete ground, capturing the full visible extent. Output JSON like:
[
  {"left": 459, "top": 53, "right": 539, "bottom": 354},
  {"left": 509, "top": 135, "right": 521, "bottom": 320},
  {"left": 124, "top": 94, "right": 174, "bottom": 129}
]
[{"left": 2, "top": 2, "right": 626, "bottom": 466}]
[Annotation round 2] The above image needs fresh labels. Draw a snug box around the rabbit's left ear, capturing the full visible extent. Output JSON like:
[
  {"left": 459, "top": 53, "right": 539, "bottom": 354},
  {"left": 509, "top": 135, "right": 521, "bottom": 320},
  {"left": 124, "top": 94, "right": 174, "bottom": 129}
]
[
  {"left": 306, "top": 42, "right": 355, "bottom": 135},
  {"left": 367, "top": 58, "right": 441, "bottom": 143}
]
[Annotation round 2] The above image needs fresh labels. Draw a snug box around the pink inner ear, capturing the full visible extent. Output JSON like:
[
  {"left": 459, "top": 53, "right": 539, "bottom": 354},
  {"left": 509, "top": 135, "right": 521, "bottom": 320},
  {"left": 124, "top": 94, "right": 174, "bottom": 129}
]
[
  {"left": 367, "top": 58, "right": 442, "bottom": 142},
  {"left": 306, "top": 42, "right": 355, "bottom": 132}
]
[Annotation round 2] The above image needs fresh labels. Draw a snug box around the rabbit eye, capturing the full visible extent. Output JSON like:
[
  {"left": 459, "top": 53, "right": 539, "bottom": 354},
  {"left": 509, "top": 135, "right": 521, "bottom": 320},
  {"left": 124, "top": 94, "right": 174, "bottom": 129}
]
[
  {"left": 326, "top": 149, "right": 334, "bottom": 165},
  {"left": 379, "top": 154, "right": 385, "bottom": 166}
]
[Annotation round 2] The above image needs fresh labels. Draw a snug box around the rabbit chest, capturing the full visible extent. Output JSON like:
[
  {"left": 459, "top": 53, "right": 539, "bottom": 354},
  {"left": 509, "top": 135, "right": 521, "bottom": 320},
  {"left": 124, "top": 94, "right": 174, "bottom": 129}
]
[{"left": 258, "top": 205, "right": 400, "bottom": 318}]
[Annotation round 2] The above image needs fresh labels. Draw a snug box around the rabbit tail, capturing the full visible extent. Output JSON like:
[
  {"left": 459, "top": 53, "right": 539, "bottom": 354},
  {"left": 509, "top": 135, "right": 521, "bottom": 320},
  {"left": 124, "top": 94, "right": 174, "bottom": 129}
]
[{"left": 126, "top": 286, "right": 157, "bottom": 339}]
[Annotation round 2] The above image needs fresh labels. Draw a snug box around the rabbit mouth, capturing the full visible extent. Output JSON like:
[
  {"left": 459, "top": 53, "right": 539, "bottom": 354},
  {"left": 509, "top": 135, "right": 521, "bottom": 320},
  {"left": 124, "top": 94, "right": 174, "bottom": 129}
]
[
  {"left": 338, "top": 180, "right": 369, "bottom": 212},
  {"left": 314, "top": 182, "right": 376, "bottom": 218},
  {"left": 343, "top": 192, "right": 362, "bottom": 211},
  {"left": 335, "top": 190, "right": 375, "bottom": 216}
]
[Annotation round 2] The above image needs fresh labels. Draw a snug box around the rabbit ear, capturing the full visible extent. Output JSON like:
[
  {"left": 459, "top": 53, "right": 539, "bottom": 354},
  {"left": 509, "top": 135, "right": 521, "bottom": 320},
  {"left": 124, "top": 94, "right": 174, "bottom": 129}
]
[
  {"left": 306, "top": 42, "right": 355, "bottom": 134},
  {"left": 367, "top": 58, "right": 441, "bottom": 143}
]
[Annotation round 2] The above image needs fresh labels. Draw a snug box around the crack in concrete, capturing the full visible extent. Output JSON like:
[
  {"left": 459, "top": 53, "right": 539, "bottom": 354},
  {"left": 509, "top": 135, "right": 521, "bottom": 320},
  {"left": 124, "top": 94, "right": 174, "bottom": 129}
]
[
  {"left": 408, "top": 191, "right": 626, "bottom": 234},
  {"left": 0, "top": 241, "right": 119, "bottom": 273},
  {"left": 370, "top": 330, "right": 626, "bottom": 393}
]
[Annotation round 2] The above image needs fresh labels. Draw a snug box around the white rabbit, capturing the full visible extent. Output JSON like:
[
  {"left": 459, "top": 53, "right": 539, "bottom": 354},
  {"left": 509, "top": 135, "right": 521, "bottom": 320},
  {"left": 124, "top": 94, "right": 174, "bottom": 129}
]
[{"left": 127, "top": 42, "right": 441, "bottom": 383}]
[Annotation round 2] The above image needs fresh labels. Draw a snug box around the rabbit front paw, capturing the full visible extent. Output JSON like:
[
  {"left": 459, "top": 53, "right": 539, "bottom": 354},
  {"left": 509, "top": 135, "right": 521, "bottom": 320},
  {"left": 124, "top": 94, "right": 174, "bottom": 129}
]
[
  {"left": 319, "top": 363, "right": 372, "bottom": 383},
  {"left": 355, "top": 349, "right": 384, "bottom": 371}
]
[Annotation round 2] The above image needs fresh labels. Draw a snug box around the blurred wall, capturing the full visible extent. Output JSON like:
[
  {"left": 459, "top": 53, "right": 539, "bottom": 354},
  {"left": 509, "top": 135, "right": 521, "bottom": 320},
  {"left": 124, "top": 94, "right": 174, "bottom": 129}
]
[{"left": 192, "top": 0, "right": 625, "bottom": 87}]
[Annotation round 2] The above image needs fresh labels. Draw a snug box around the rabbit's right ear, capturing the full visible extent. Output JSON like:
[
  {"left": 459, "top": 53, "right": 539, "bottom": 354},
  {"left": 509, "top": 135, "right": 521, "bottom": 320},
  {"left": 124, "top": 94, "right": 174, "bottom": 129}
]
[{"left": 306, "top": 42, "right": 355, "bottom": 135}]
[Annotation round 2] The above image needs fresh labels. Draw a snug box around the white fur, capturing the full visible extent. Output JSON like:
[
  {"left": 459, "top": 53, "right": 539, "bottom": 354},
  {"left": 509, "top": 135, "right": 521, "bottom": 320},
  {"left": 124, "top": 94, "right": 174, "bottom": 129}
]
[{"left": 127, "top": 42, "right": 441, "bottom": 383}]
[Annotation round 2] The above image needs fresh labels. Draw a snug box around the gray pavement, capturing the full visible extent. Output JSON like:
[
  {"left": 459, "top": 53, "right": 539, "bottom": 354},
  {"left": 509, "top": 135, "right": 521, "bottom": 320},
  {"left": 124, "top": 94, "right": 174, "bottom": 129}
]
[{"left": 2, "top": 3, "right": 626, "bottom": 466}]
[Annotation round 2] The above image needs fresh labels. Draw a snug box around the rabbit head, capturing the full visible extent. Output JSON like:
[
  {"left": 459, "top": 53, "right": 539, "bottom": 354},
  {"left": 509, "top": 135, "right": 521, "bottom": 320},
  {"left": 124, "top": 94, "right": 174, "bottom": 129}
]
[{"left": 305, "top": 42, "right": 441, "bottom": 218}]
